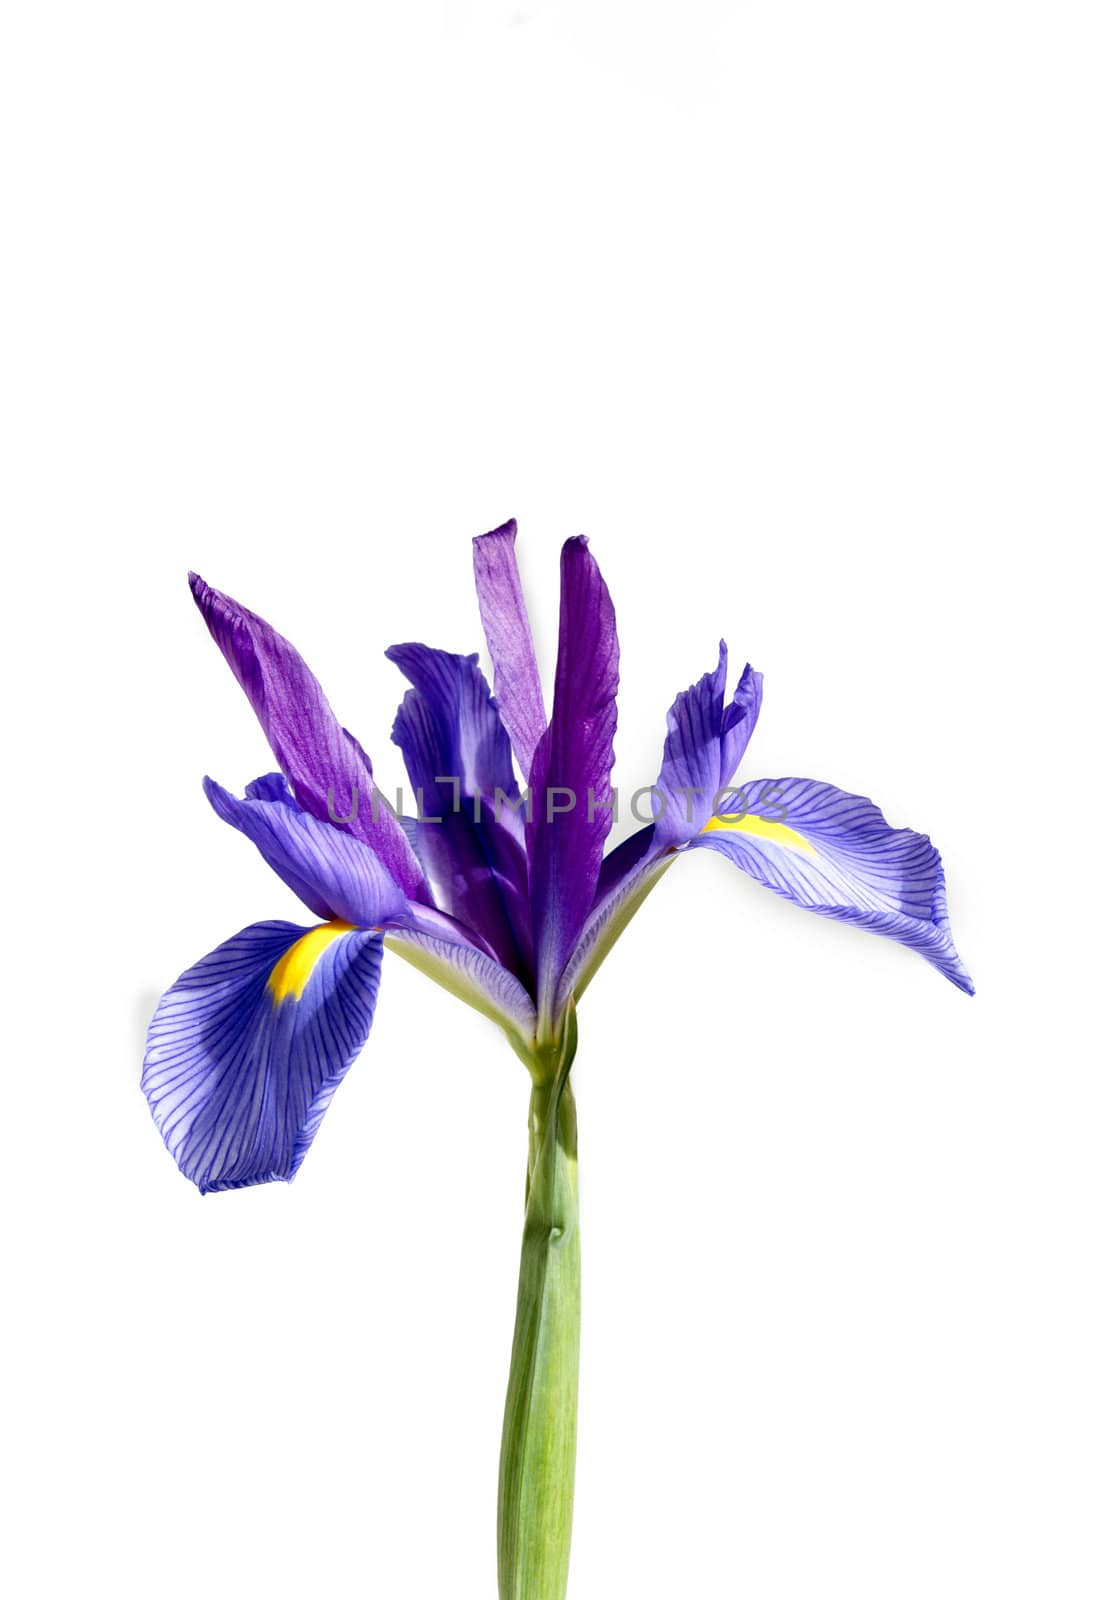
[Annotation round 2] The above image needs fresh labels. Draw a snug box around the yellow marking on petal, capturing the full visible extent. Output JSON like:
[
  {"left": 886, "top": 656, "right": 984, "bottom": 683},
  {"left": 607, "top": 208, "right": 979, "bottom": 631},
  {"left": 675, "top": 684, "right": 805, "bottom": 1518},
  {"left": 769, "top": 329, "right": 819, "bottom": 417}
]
[
  {"left": 703, "top": 812, "right": 816, "bottom": 854},
  {"left": 268, "top": 921, "right": 355, "bottom": 1003}
]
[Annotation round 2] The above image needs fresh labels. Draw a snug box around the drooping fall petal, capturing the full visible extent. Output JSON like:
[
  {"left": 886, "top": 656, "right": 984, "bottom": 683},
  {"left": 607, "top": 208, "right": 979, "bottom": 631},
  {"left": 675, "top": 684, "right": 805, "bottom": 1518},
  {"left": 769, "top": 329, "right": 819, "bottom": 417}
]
[
  {"left": 691, "top": 776, "right": 974, "bottom": 992},
  {"left": 143, "top": 920, "right": 383, "bottom": 1192}
]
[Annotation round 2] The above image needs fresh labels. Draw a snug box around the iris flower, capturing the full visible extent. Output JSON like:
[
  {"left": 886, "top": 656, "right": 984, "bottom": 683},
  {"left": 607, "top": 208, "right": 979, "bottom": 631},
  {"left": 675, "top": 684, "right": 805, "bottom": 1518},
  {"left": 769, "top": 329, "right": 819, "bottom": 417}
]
[{"left": 143, "top": 521, "right": 972, "bottom": 1600}]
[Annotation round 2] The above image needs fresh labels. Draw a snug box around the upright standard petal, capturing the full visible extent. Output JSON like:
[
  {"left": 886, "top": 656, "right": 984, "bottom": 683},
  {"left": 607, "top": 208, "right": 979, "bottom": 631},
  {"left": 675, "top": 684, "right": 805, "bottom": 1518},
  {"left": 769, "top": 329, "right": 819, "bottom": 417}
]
[
  {"left": 472, "top": 521, "right": 547, "bottom": 782},
  {"left": 143, "top": 920, "right": 383, "bottom": 1192},
  {"left": 387, "top": 645, "right": 532, "bottom": 977},
  {"left": 691, "top": 777, "right": 974, "bottom": 992},
  {"left": 653, "top": 644, "right": 763, "bottom": 849},
  {"left": 205, "top": 776, "right": 409, "bottom": 928},
  {"left": 384, "top": 643, "right": 521, "bottom": 816},
  {"left": 189, "top": 574, "right": 427, "bottom": 902},
  {"left": 528, "top": 537, "right": 619, "bottom": 1030}
]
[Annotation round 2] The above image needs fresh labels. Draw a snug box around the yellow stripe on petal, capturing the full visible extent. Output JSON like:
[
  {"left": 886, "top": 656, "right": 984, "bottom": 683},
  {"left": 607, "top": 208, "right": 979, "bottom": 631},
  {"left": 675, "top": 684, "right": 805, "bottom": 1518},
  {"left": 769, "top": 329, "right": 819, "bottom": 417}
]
[
  {"left": 702, "top": 812, "right": 816, "bottom": 854},
  {"left": 268, "top": 921, "right": 355, "bottom": 1003}
]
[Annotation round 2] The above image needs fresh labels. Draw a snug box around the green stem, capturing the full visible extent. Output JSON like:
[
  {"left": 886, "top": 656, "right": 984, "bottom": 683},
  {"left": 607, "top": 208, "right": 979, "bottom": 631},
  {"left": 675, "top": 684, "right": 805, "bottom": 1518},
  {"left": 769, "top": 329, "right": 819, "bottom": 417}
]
[{"left": 498, "top": 1017, "right": 581, "bottom": 1600}]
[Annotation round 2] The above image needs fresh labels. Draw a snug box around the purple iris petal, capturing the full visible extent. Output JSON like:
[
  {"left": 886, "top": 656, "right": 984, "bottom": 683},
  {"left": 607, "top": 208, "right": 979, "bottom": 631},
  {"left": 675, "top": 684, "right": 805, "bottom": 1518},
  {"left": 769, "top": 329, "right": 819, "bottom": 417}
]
[
  {"left": 189, "top": 574, "right": 428, "bottom": 903},
  {"left": 691, "top": 776, "right": 974, "bottom": 992},
  {"left": 528, "top": 537, "right": 620, "bottom": 1028},
  {"left": 245, "top": 772, "right": 299, "bottom": 807},
  {"left": 386, "top": 645, "right": 533, "bottom": 978},
  {"left": 205, "top": 776, "right": 410, "bottom": 928},
  {"left": 143, "top": 920, "right": 383, "bottom": 1192},
  {"left": 653, "top": 643, "right": 764, "bottom": 849},
  {"left": 472, "top": 520, "right": 547, "bottom": 782},
  {"left": 385, "top": 644, "right": 519, "bottom": 802}
]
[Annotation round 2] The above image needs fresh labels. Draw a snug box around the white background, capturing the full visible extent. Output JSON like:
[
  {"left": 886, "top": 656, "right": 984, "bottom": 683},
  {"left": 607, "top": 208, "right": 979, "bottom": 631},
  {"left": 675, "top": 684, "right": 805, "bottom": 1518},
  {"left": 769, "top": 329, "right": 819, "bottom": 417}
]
[{"left": 3, "top": 4, "right": 1104, "bottom": 1596}]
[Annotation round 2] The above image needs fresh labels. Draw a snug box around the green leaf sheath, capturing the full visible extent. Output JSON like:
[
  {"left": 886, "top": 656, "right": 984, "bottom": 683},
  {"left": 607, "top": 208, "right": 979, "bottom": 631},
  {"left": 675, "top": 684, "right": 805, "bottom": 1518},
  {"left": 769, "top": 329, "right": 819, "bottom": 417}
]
[{"left": 498, "top": 1025, "right": 581, "bottom": 1600}]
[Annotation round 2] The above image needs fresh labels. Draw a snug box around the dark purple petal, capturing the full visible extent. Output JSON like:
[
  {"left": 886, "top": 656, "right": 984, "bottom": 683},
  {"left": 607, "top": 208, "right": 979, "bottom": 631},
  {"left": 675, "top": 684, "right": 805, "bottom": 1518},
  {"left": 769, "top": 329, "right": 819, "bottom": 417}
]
[
  {"left": 386, "top": 645, "right": 533, "bottom": 978},
  {"left": 691, "top": 777, "right": 974, "bottom": 992},
  {"left": 653, "top": 644, "right": 763, "bottom": 849},
  {"left": 189, "top": 574, "right": 427, "bottom": 902},
  {"left": 528, "top": 536, "right": 620, "bottom": 1030},
  {"left": 472, "top": 521, "right": 546, "bottom": 782},
  {"left": 205, "top": 776, "right": 409, "bottom": 928},
  {"left": 143, "top": 920, "right": 383, "bottom": 1192}
]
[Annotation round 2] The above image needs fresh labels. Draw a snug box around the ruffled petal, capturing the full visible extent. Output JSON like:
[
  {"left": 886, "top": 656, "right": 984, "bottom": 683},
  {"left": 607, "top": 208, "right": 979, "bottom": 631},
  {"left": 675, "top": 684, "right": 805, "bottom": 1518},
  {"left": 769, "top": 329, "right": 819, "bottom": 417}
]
[
  {"left": 189, "top": 574, "right": 427, "bottom": 902},
  {"left": 528, "top": 537, "right": 620, "bottom": 1031},
  {"left": 471, "top": 520, "right": 547, "bottom": 782},
  {"left": 690, "top": 777, "right": 974, "bottom": 992},
  {"left": 143, "top": 921, "right": 384, "bottom": 1192},
  {"left": 205, "top": 776, "right": 409, "bottom": 928}
]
